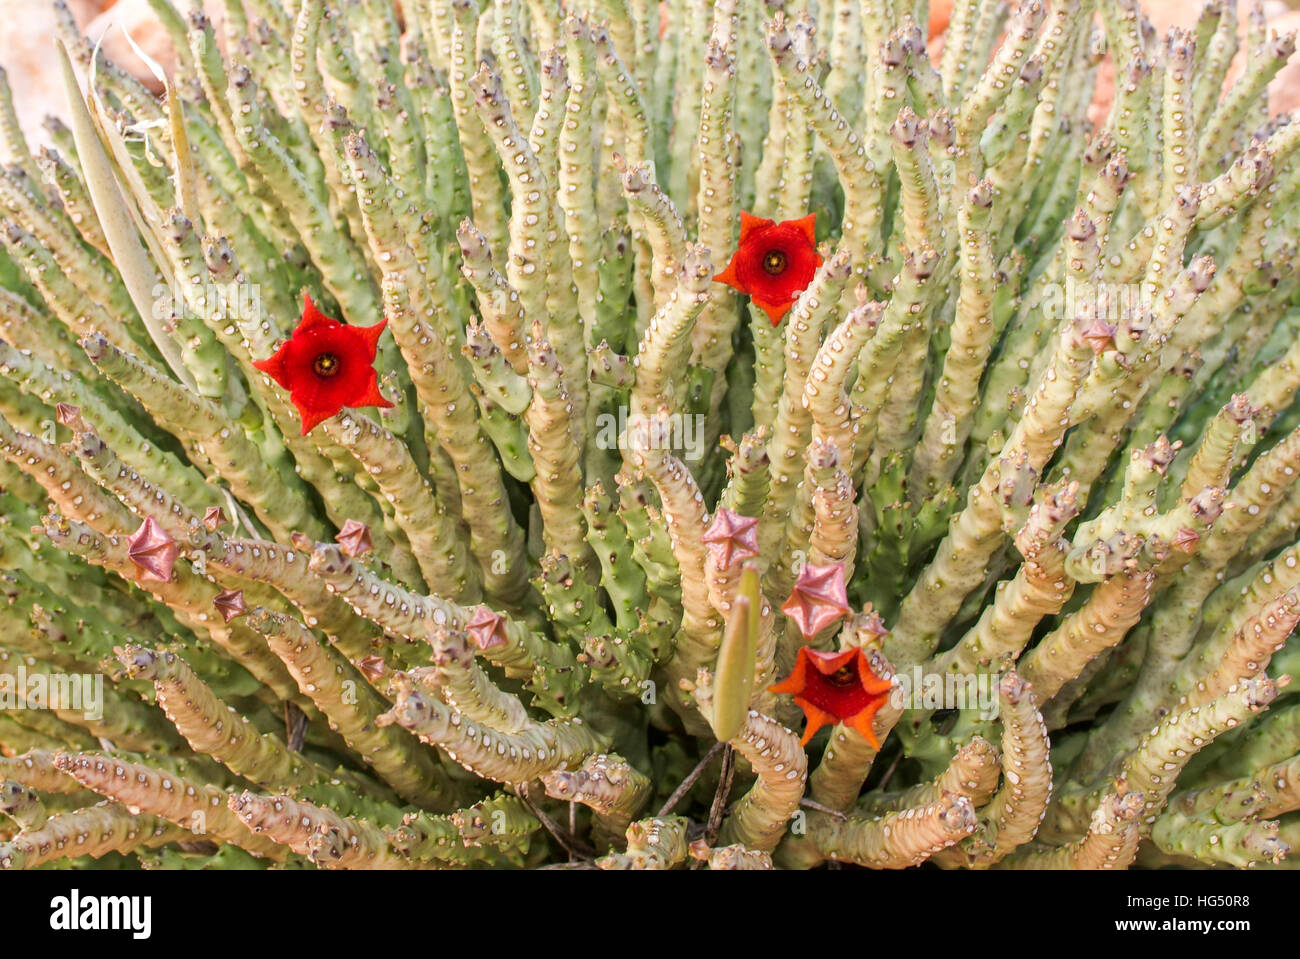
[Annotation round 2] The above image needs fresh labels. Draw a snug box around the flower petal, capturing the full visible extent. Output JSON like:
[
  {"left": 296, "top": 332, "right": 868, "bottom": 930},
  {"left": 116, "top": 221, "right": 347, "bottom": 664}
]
[
  {"left": 736, "top": 210, "right": 775, "bottom": 245},
  {"left": 792, "top": 698, "right": 838, "bottom": 746},
  {"left": 713, "top": 259, "right": 743, "bottom": 291},
  {"left": 754, "top": 297, "right": 793, "bottom": 326},
  {"left": 847, "top": 703, "right": 884, "bottom": 749},
  {"left": 767, "top": 652, "right": 810, "bottom": 696},
  {"left": 355, "top": 318, "right": 388, "bottom": 358},
  {"left": 791, "top": 212, "right": 817, "bottom": 245},
  {"left": 296, "top": 403, "right": 336, "bottom": 435},
  {"left": 349, "top": 380, "right": 394, "bottom": 411},
  {"left": 805, "top": 647, "right": 859, "bottom": 675},
  {"left": 252, "top": 344, "right": 289, "bottom": 387},
  {"left": 298, "top": 292, "right": 338, "bottom": 332}
]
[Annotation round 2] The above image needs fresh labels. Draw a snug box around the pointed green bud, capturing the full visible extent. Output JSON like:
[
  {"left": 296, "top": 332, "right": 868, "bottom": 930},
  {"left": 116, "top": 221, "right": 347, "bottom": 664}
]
[{"left": 709, "top": 561, "right": 761, "bottom": 741}]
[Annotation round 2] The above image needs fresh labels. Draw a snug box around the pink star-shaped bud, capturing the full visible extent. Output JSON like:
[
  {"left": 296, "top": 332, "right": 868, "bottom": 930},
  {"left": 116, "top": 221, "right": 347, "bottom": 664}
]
[
  {"left": 857, "top": 605, "right": 889, "bottom": 641},
  {"left": 213, "top": 588, "right": 246, "bottom": 623},
  {"left": 55, "top": 403, "right": 87, "bottom": 431},
  {"left": 127, "top": 516, "right": 178, "bottom": 583},
  {"left": 781, "top": 563, "right": 851, "bottom": 639},
  {"left": 335, "top": 519, "right": 373, "bottom": 558},
  {"left": 465, "top": 606, "right": 508, "bottom": 651},
  {"left": 1172, "top": 527, "right": 1200, "bottom": 553},
  {"left": 358, "top": 655, "right": 386, "bottom": 681},
  {"left": 1081, "top": 319, "right": 1118, "bottom": 354},
  {"left": 202, "top": 506, "right": 228, "bottom": 533},
  {"left": 701, "top": 508, "right": 759, "bottom": 569}
]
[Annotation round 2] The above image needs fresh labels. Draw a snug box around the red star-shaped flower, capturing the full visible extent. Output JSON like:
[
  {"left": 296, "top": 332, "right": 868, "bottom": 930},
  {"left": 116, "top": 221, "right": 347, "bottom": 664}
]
[
  {"left": 202, "top": 506, "right": 228, "bottom": 533},
  {"left": 701, "top": 508, "right": 759, "bottom": 569},
  {"left": 127, "top": 516, "right": 178, "bottom": 583},
  {"left": 769, "top": 646, "right": 894, "bottom": 746},
  {"left": 335, "top": 519, "right": 373, "bottom": 558},
  {"left": 212, "top": 588, "right": 246, "bottom": 623},
  {"left": 465, "top": 606, "right": 508, "bottom": 651},
  {"left": 781, "top": 562, "right": 851, "bottom": 639},
  {"left": 714, "top": 211, "right": 823, "bottom": 325},
  {"left": 252, "top": 293, "right": 393, "bottom": 434}
]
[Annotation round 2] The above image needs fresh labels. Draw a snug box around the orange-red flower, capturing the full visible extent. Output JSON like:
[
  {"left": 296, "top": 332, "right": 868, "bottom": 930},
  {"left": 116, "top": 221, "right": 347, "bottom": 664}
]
[
  {"left": 714, "top": 211, "right": 823, "bottom": 325},
  {"left": 769, "top": 646, "right": 894, "bottom": 747},
  {"left": 253, "top": 293, "right": 392, "bottom": 434}
]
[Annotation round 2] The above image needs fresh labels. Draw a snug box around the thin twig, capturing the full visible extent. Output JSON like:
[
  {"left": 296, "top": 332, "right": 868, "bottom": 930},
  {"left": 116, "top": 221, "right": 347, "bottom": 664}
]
[
  {"left": 284, "top": 702, "right": 309, "bottom": 752},
  {"left": 537, "top": 860, "right": 600, "bottom": 870},
  {"left": 692, "top": 747, "right": 738, "bottom": 870},
  {"left": 657, "top": 740, "right": 726, "bottom": 817},
  {"left": 799, "top": 797, "right": 848, "bottom": 820},
  {"left": 517, "top": 783, "right": 596, "bottom": 860},
  {"left": 876, "top": 747, "right": 904, "bottom": 792},
  {"left": 218, "top": 484, "right": 260, "bottom": 538},
  {"left": 568, "top": 801, "right": 577, "bottom": 862},
  {"left": 703, "top": 746, "right": 736, "bottom": 846}
]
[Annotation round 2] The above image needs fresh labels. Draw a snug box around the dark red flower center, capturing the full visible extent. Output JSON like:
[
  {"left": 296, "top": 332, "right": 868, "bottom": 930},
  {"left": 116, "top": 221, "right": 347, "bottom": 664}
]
[
  {"left": 313, "top": 352, "right": 341, "bottom": 378},
  {"left": 798, "top": 670, "right": 876, "bottom": 720},
  {"left": 827, "top": 665, "right": 856, "bottom": 687},
  {"left": 762, "top": 250, "right": 787, "bottom": 275}
]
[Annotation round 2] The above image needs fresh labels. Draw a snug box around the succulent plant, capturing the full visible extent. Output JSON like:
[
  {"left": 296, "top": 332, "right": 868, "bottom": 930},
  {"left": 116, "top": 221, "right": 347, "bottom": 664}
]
[{"left": 0, "top": 0, "right": 1297, "bottom": 871}]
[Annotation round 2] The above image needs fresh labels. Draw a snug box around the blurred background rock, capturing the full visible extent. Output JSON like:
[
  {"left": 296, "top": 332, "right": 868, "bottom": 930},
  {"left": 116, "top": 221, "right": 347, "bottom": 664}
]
[
  {"left": 0, "top": 0, "right": 223, "bottom": 147},
  {"left": 927, "top": 0, "right": 1300, "bottom": 123},
  {"left": 1, "top": 0, "right": 1298, "bottom": 148}
]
